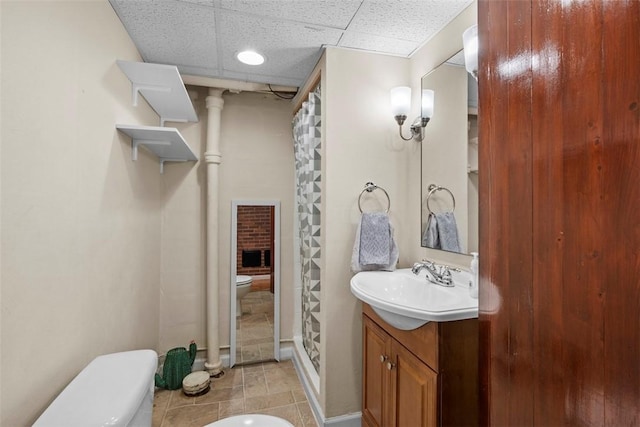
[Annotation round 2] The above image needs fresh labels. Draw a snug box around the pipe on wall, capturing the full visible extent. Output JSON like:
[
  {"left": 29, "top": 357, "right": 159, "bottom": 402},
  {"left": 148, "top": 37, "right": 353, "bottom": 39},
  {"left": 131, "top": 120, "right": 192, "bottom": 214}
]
[{"left": 204, "top": 88, "right": 225, "bottom": 376}]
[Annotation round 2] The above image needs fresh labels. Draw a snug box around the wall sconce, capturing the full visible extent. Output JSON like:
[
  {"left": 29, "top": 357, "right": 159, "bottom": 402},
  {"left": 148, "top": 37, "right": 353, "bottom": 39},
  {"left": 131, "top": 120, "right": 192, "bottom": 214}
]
[
  {"left": 463, "top": 24, "right": 478, "bottom": 80},
  {"left": 390, "top": 86, "right": 434, "bottom": 142}
]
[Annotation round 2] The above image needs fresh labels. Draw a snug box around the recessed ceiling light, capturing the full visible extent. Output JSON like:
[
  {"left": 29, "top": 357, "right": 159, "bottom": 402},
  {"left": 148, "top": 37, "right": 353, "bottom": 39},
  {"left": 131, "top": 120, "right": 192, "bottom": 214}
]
[{"left": 236, "top": 50, "right": 265, "bottom": 66}]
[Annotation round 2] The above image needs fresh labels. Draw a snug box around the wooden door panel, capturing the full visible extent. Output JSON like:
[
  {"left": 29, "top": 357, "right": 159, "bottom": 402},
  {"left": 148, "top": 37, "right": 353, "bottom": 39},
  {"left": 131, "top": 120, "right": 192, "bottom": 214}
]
[
  {"left": 479, "top": 0, "right": 640, "bottom": 425},
  {"left": 390, "top": 340, "right": 437, "bottom": 427},
  {"left": 363, "top": 316, "right": 390, "bottom": 427}
]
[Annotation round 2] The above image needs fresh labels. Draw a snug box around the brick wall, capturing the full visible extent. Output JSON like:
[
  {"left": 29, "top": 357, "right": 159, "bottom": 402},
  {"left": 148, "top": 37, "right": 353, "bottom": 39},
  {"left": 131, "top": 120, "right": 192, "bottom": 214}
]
[{"left": 237, "top": 206, "right": 273, "bottom": 275}]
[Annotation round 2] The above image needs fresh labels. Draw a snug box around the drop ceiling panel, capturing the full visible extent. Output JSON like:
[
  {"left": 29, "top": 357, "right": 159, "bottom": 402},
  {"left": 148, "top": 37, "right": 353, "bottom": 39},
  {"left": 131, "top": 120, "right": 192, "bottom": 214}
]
[
  {"left": 111, "top": 0, "right": 219, "bottom": 70},
  {"left": 217, "top": 0, "right": 362, "bottom": 29},
  {"left": 339, "top": 32, "right": 420, "bottom": 57},
  {"left": 348, "top": 0, "right": 471, "bottom": 43},
  {"left": 218, "top": 10, "right": 343, "bottom": 80},
  {"left": 109, "top": 0, "right": 475, "bottom": 88}
]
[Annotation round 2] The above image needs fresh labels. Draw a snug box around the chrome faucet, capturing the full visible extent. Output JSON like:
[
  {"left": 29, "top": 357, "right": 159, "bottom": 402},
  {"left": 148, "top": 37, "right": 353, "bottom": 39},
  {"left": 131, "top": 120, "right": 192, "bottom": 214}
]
[{"left": 412, "top": 260, "right": 460, "bottom": 287}]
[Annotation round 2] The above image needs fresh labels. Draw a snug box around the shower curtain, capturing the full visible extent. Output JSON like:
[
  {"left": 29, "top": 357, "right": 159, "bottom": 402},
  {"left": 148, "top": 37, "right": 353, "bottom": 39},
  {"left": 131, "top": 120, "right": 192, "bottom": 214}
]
[{"left": 293, "top": 84, "right": 321, "bottom": 373}]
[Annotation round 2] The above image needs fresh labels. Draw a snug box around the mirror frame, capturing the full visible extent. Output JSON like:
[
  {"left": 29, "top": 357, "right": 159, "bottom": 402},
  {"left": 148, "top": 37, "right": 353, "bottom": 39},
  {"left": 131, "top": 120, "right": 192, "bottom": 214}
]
[{"left": 229, "top": 199, "right": 281, "bottom": 367}]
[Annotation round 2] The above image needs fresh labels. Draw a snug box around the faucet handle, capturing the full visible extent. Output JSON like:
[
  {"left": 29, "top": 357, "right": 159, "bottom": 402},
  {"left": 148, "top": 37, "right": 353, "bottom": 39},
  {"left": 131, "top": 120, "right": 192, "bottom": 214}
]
[
  {"left": 440, "top": 266, "right": 456, "bottom": 285},
  {"left": 440, "top": 264, "right": 461, "bottom": 273}
]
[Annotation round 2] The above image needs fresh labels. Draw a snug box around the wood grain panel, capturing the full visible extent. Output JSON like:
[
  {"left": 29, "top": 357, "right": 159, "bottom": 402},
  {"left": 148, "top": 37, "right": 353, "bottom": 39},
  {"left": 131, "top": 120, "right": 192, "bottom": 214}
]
[
  {"left": 477, "top": 1, "right": 509, "bottom": 424},
  {"left": 391, "top": 340, "right": 437, "bottom": 427},
  {"left": 363, "top": 304, "right": 438, "bottom": 371},
  {"left": 531, "top": 0, "right": 566, "bottom": 423},
  {"left": 439, "top": 320, "right": 479, "bottom": 427},
  {"left": 601, "top": 1, "right": 640, "bottom": 424},
  {"left": 478, "top": 0, "right": 534, "bottom": 425},
  {"left": 560, "top": 2, "right": 606, "bottom": 425},
  {"left": 480, "top": 0, "right": 640, "bottom": 425},
  {"left": 504, "top": 2, "right": 535, "bottom": 425},
  {"left": 362, "top": 316, "right": 389, "bottom": 427}
]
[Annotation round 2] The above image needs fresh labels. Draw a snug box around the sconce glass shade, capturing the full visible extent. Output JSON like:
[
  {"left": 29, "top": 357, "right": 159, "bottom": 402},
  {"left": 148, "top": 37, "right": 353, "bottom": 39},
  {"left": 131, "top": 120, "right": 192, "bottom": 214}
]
[
  {"left": 463, "top": 24, "right": 478, "bottom": 79},
  {"left": 390, "top": 86, "right": 411, "bottom": 117},
  {"left": 421, "top": 89, "right": 435, "bottom": 119}
]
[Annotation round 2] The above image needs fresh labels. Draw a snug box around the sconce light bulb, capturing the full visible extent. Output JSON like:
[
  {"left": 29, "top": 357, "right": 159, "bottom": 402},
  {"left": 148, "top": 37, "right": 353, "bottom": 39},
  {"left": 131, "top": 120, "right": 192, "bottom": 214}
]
[
  {"left": 421, "top": 89, "right": 435, "bottom": 120},
  {"left": 390, "top": 86, "right": 411, "bottom": 117},
  {"left": 463, "top": 25, "right": 479, "bottom": 79}
]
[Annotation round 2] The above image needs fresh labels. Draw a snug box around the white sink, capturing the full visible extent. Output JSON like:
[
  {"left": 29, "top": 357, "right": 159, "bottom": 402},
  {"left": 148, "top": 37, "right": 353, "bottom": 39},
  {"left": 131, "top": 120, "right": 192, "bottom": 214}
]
[{"left": 350, "top": 268, "right": 478, "bottom": 330}]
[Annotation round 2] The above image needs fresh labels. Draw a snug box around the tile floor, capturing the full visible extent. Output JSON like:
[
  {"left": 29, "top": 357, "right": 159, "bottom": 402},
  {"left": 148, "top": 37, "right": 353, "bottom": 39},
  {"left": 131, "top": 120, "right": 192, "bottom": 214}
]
[
  {"left": 237, "top": 290, "right": 275, "bottom": 364},
  {"left": 152, "top": 360, "right": 318, "bottom": 427},
  {"left": 153, "top": 279, "right": 310, "bottom": 426}
]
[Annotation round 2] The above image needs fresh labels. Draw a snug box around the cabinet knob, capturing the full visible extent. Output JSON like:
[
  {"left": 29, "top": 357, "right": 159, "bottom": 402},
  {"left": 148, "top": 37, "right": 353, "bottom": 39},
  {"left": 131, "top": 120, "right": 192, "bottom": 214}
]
[
  {"left": 387, "top": 362, "right": 395, "bottom": 370},
  {"left": 380, "top": 355, "right": 388, "bottom": 363}
]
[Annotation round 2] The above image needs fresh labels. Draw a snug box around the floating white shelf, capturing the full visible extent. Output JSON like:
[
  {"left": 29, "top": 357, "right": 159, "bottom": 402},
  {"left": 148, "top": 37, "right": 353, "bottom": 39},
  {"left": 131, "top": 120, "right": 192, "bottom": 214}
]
[
  {"left": 116, "top": 60, "right": 199, "bottom": 173},
  {"left": 117, "top": 60, "right": 198, "bottom": 126},
  {"left": 116, "top": 124, "right": 198, "bottom": 174}
]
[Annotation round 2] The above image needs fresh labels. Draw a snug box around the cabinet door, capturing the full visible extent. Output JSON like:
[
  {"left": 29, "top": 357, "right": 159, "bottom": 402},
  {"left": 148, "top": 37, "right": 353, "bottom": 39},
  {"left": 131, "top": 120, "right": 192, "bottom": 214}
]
[
  {"left": 389, "top": 340, "right": 438, "bottom": 427},
  {"left": 363, "top": 316, "right": 391, "bottom": 427}
]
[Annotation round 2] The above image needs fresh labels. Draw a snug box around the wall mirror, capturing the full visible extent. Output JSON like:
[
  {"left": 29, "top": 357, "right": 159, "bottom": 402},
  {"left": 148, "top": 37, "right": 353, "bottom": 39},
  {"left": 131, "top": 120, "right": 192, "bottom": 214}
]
[
  {"left": 421, "top": 49, "right": 478, "bottom": 254},
  {"left": 230, "top": 200, "right": 281, "bottom": 367}
]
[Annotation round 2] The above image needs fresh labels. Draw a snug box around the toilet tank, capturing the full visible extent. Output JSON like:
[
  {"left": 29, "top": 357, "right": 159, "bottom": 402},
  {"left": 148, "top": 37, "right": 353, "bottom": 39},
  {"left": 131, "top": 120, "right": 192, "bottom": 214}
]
[{"left": 33, "top": 349, "right": 158, "bottom": 427}]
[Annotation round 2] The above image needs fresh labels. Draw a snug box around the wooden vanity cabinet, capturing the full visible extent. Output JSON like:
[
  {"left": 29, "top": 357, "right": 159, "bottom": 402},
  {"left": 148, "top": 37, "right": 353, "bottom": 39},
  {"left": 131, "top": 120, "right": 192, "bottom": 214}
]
[{"left": 362, "top": 304, "right": 478, "bottom": 427}]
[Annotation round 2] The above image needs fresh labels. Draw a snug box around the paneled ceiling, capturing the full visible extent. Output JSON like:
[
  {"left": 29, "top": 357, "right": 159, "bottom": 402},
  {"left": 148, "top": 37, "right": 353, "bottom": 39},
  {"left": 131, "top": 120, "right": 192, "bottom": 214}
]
[{"left": 109, "top": 0, "right": 472, "bottom": 88}]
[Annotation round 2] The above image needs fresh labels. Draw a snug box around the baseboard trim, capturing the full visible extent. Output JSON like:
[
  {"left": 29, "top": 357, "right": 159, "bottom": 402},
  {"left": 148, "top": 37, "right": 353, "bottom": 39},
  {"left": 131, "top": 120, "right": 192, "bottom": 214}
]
[
  {"left": 290, "top": 347, "right": 362, "bottom": 427},
  {"left": 324, "top": 413, "right": 363, "bottom": 427}
]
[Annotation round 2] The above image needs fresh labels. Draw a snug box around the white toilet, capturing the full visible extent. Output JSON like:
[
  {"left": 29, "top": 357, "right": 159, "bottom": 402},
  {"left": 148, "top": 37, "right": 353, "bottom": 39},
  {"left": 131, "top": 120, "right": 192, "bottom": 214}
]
[
  {"left": 236, "top": 275, "right": 253, "bottom": 316},
  {"left": 204, "top": 414, "right": 294, "bottom": 427},
  {"left": 33, "top": 349, "right": 157, "bottom": 427}
]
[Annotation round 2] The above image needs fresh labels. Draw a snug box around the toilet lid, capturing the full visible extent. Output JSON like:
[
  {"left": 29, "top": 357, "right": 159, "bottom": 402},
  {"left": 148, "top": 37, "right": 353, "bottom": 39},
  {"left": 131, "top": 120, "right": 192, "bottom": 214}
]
[
  {"left": 205, "top": 414, "right": 294, "bottom": 427},
  {"left": 236, "top": 275, "right": 252, "bottom": 286}
]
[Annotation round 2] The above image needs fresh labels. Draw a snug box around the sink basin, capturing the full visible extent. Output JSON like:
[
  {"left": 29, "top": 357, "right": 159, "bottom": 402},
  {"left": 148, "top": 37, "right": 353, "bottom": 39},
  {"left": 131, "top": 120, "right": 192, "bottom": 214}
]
[{"left": 350, "top": 268, "right": 478, "bottom": 330}]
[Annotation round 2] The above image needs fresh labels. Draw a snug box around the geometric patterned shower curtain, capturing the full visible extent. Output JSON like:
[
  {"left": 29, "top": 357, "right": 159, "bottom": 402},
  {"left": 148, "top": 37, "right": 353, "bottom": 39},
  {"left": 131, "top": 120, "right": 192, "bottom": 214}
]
[{"left": 292, "top": 83, "right": 321, "bottom": 373}]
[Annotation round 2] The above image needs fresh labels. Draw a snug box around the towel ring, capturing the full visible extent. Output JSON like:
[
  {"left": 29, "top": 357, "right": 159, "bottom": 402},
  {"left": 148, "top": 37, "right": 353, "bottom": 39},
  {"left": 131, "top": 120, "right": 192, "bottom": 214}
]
[
  {"left": 426, "top": 184, "right": 456, "bottom": 214},
  {"left": 358, "top": 182, "right": 391, "bottom": 213}
]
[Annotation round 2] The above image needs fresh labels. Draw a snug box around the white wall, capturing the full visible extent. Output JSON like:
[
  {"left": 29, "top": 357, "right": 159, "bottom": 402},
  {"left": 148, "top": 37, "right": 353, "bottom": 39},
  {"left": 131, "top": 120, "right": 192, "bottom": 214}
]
[
  {"left": 1, "top": 2, "right": 161, "bottom": 425},
  {"left": 218, "top": 91, "right": 295, "bottom": 347},
  {"left": 321, "top": 47, "right": 412, "bottom": 418},
  {"left": 159, "top": 87, "right": 207, "bottom": 352},
  {"left": 159, "top": 90, "right": 294, "bottom": 353}
]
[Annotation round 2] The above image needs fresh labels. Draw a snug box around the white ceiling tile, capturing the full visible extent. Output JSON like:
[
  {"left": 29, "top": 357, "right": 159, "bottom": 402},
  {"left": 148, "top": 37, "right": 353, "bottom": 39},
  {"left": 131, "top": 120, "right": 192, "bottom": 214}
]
[
  {"left": 218, "top": 11, "right": 342, "bottom": 83},
  {"left": 339, "top": 32, "right": 419, "bottom": 57},
  {"left": 350, "top": 0, "right": 471, "bottom": 43},
  {"left": 218, "top": 0, "right": 362, "bottom": 29},
  {"left": 111, "top": 0, "right": 219, "bottom": 70},
  {"left": 109, "top": 0, "right": 475, "bottom": 87},
  {"left": 176, "top": 0, "right": 215, "bottom": 6}
]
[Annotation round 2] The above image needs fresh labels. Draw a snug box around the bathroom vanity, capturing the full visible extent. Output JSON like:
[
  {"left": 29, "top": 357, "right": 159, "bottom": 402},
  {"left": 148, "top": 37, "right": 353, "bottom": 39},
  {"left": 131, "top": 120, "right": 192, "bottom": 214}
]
[{"left": 361, "top": 304, "right": 478, "bottom": 427}]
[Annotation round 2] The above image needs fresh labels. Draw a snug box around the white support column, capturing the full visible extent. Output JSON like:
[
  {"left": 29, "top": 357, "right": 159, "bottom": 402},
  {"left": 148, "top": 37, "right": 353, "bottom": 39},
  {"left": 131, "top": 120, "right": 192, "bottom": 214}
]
[{"left": 204, "top": 88, "right": 224, "bottom": 377}]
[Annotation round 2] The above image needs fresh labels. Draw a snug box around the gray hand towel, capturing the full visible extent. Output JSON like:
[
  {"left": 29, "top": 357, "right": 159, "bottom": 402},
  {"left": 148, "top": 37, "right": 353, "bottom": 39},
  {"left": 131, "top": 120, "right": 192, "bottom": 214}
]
[
  {"left": 359, "top": 212, "right": 391, "bottom": 266},
  {"left": 422, "top": 213, "right": 440, "bottom": 248},
  {"left": 351, "top": 213, "right": 399, "bottom": 273},
  {"left": 436, "top": 211, "right": 461, "bottom": 252}
]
